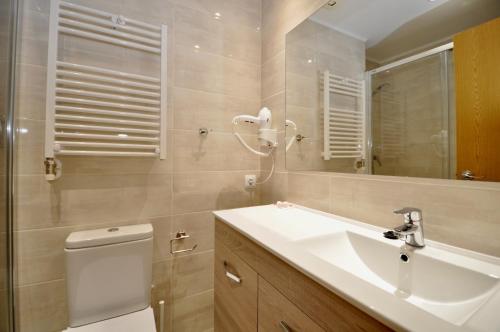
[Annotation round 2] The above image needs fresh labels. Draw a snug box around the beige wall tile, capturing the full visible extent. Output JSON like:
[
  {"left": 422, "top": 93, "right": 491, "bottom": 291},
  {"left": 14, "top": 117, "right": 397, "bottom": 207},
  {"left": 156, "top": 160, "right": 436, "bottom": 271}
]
[
  {"left": 15, "top": 173, "right": 172, "bottom": 230},
  {"left": 173, "top": 130, "right": 260, "bottom": 172},
  {"left": 16, "top": 7, "right": 49, "bottom": 67},
  {"left": 172, "top": 290, "right": 214, "bottom": 332},
  {"left": 15, "top": 64, "right": 46, "bottom": 121},
  {"left": 174, "top": 44, "right": 261, "bottom": 100},
  {"left": 152, "top": 260, "right": 173, "bottom": 332},
  {"left": 173, "top": 87, "right": 261, "bottom": 134},
  {"left": 171, "top": 251, "right": 214, "bottom": 299},
  {"left": 287, "top": 172, "right": 330, "bottom": 212},
  {"left": 262, "top": 51, "right": 285, "bottom": 100},
  {"left": 150, "top": 217, "right": 173, "bottom": 262},
  {"left": 172, "top": 171, "right": 260, "bottom": 215},
  {"left": 169, "top": 0, "right": 261, "bottom": 30},
  {"left": 260, "top": 171, "right": 288, "bottom": 203},
  {"left": 16, "top": 280, "right": 68, "bottom": 332},
  {"left": 15, "top": 228, "right": 69, "bottom": 286},
  {"left": 174, "top": 5, "right": 261, "bottom": 65}
]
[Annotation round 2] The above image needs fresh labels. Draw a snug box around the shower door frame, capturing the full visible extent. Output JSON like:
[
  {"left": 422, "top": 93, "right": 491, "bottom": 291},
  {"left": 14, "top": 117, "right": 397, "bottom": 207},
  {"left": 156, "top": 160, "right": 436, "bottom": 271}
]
[
  {"left": 3, "top": 0, "right": 19, "bottom": 330},
  {"left": 364, "top": 42, "right": 455, "bottom": 175}
]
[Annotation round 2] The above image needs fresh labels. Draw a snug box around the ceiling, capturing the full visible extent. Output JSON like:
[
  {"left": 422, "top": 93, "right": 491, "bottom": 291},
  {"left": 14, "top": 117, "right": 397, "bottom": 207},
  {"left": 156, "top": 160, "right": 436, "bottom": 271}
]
[{"left": 310, "top": 0, "right": 500, "bottom": 64}]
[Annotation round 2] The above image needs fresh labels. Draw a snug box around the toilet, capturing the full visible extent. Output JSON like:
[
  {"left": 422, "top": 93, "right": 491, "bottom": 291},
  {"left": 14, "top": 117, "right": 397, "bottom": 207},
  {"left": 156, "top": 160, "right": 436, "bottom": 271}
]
[{"left": 63, "top": 224, "right": 156, "bottom": 332}]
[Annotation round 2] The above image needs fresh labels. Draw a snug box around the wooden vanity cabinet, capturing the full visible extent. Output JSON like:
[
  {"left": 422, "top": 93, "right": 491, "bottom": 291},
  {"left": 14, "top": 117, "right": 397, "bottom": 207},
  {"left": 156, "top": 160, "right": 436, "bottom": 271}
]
[{"left": 214, "top": 218, "right": 393, "bottom": 332}]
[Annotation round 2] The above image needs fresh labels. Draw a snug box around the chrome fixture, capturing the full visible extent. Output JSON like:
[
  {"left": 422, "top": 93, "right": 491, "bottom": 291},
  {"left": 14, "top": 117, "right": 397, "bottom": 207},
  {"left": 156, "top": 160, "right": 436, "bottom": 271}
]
[
  {"left": 399, "top": 251, "right": 410, "bottom": 263},
  {"left": 199, "top": 127, "right": 209, "bottom": 136},
  {"left": 384, "top": 207, "right": 425, "bottom": 248},
  {"left": 295, "top": 134, "right": 307, "bottom": 142},
  {"left": 279, "top": 321, "right": 291, "bottom": 332},
  {"left": 223, "top": 261, "right": 242, "bottom": 284},
  {"left": 170, "top": 231, "right": 198, "bottom": 254},
  {"left": 461, "top": 169, "right": 482, "bottom": 180},
  {"left": 371, "top": 82, "right": 391, "bottom": 96}
]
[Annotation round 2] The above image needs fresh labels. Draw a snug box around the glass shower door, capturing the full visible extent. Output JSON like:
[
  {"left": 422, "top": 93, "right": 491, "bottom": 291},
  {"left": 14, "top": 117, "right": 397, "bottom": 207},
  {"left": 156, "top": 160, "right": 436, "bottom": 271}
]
[
  {"left": 0, "top": 0, "right": 18, "bottom": 330},
  {"left": 370, "top": 50, "right": 453, "bottom": 179}
]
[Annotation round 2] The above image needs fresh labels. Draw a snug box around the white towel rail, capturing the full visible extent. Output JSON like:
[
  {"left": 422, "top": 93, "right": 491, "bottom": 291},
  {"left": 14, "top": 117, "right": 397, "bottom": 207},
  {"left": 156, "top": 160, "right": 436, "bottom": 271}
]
[
  {"left": 322, "top": 70, "right": 366, "bottom": 160},
  {"left": 57, "top": 61, "right": 160, "bottom": 83},
  {"left": 55, "top": 132, "right": 159, "bottom": 142},
  {"left": 45, "top": 0, "right": 168, "bottom": 176},
  {"left": 55, "top": 106, "right": 160, "bottom": 120}
]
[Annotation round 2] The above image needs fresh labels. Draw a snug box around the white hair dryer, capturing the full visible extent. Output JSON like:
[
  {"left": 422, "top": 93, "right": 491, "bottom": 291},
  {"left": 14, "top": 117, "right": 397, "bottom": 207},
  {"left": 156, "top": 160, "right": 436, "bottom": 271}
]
[{"left": 232, "top": 107, "right": 277, "bottom": 157}]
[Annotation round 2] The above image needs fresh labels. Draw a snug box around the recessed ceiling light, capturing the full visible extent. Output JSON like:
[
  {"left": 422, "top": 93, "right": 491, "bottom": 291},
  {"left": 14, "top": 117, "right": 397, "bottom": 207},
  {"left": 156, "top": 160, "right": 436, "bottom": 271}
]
[{"left": 327, "top": 1, "right": 336, "bottom": 6}]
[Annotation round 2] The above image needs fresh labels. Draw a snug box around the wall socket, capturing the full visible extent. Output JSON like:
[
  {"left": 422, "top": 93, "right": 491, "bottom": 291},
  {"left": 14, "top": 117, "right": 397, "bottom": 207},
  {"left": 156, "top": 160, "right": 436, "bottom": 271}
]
[{"left": 245, "top": 175, "right": 257, "bottom": 189}]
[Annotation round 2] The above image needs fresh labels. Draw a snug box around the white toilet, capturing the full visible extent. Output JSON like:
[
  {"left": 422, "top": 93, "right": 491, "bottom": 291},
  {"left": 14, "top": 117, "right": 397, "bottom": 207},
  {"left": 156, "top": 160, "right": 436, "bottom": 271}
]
[{"left": 63, "top": 224, "right": 156, "bottom": 332}]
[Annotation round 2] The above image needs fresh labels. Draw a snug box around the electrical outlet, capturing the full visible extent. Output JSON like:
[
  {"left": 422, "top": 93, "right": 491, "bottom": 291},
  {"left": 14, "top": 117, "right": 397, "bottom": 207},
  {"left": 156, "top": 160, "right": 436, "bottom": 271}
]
[{"left": 245, "top": 175, "right": 257, "bottom": 189}]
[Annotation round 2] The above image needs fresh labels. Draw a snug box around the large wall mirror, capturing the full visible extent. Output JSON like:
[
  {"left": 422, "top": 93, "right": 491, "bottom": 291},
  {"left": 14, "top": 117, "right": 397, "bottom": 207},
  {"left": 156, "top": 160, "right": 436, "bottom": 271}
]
[{"left": 285, "top": 0, "right": 500, "bottom": 181}]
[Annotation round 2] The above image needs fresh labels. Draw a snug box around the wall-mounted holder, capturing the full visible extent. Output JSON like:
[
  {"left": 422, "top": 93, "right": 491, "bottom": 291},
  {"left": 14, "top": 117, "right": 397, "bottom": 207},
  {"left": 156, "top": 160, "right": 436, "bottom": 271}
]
[
  {"left": 169, "top": 230, "right": 198, "bottom": 254},
  {"left": 199, "top": 127, "right": 209, "bottom": 136},
  {"left": 44, "top": 157, "right": 62, "bottom": 180},
  {"left": 295, "top": 134, "right": 307, "bottom": 142}
]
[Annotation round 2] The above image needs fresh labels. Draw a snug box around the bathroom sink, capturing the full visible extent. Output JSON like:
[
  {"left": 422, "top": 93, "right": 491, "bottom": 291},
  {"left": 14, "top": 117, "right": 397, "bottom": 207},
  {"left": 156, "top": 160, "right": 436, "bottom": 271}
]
[
  {"left": 297, "top": 230, "right": 500, "bottom": 325},
  {"left": 214, "top": 204, "right": 500, "bottom": 331}
]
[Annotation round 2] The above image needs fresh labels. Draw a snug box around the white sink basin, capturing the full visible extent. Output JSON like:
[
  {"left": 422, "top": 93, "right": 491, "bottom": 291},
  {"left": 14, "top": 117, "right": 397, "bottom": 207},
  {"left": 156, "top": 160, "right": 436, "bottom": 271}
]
[
  {"left": 297, "top": 230, "right": 500, "bottom": 325},
  {"left": 214, "top": 204, "right": 500, "bottom": 331}
]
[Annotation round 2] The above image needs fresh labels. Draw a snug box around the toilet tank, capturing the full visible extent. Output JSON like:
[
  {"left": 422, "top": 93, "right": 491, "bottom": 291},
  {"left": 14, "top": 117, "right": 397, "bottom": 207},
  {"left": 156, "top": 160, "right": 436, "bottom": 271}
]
[{"left": 65, "top": 224, "right": 153, "bottom": 327}]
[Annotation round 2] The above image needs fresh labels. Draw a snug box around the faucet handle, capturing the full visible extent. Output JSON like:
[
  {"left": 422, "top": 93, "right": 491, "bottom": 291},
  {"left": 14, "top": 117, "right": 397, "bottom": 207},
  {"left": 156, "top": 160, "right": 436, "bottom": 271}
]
[{"left": 393, "top": 207, "right": 422, "bottom": 222}]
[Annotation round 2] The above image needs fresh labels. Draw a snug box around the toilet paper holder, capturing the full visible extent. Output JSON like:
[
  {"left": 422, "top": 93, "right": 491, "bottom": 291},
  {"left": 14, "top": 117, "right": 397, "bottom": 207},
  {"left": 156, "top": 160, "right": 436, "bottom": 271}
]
[{"left": 170, "top": 230, "right": 198, "bottom": 254}]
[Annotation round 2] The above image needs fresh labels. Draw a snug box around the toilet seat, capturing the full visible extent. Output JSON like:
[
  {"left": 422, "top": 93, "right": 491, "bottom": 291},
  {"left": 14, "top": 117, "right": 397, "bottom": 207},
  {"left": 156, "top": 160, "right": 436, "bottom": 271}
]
[{"left": 63, "top": 307, "right": 156, "bottom": 332}]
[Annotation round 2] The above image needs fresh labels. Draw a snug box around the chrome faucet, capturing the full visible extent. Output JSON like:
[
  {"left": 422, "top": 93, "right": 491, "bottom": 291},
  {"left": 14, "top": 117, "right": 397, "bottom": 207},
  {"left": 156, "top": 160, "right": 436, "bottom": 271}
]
[{"left": 384, "top": 207, "right": 425, "bottom": 248}]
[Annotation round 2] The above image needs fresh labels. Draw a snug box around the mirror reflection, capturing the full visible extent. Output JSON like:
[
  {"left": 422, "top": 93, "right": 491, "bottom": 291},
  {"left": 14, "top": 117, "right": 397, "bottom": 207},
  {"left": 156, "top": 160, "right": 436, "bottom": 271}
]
[{"left": 285, "top": 0, "right": 500, "bottom": 181}]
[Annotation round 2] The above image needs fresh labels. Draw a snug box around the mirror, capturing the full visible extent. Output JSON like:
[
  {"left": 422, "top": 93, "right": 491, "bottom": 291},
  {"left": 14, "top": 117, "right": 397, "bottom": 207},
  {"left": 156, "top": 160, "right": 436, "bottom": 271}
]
[{"left": 285, "top": 0, "right": 500, "bottom": 181}]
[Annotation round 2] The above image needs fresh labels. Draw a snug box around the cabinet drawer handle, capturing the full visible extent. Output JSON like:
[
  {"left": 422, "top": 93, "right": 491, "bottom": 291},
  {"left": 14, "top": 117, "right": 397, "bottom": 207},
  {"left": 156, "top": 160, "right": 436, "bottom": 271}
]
[
  {"left": 223, "top": 261, "right": 241, "bottom": 284},
  {"left": 280, "top": 321, "right": 291, "bottom": 332}
]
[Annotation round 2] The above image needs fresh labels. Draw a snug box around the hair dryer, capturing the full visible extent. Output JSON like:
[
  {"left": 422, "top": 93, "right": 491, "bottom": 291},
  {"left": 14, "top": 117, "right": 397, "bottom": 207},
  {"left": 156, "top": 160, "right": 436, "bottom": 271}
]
[{"left": 232, "top": 107, "right": 277, "bottom": 157}]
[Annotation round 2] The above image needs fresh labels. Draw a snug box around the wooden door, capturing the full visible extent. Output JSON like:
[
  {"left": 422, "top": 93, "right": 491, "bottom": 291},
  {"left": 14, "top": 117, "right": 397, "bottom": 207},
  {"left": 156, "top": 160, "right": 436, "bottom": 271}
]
[{"left": 454, "top": 17, "right": 500, "bottom": 181}]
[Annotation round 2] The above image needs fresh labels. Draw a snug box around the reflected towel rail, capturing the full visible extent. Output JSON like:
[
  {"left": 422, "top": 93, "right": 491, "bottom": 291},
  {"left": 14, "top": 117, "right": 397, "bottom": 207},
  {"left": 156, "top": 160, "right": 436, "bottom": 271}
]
[{"left": 322, "top": 70, "right": 366, "bottom": 160}]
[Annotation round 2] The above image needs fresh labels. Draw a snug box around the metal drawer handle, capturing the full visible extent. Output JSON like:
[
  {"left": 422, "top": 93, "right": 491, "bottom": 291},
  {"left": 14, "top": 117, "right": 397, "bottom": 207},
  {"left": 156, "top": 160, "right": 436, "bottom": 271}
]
[
  {"left": 280, "top": 321, "right": 291, "bottom": 332},
  {"left": 223, "top": 261, "right": 241, "bottom": 284}
]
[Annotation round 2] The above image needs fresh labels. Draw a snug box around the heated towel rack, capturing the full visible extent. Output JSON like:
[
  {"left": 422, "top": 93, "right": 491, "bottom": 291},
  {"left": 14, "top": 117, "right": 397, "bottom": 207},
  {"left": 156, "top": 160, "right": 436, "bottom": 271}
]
[
  {"left": 44, "top": 0, "right": 168, "bottom": 175},
  {"left": 321, "top": 71, "right": 366, "bottom": 160}
]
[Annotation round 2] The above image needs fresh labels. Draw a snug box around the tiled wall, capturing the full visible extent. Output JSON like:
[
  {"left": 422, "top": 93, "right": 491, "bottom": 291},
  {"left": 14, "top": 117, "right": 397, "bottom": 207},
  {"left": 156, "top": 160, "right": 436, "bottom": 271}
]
[
  {"left": 14, "top": 0, "right": 261, "bottom": 331},
  {"left": 260, "top": 0, "right": 500, "bottom": 258}
]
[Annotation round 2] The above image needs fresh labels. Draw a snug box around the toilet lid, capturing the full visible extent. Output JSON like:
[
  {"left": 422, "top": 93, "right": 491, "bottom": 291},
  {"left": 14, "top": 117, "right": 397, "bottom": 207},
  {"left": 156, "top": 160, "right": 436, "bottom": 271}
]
[{"left": 63, "top": 307, "right": 156, "bottom": 332}]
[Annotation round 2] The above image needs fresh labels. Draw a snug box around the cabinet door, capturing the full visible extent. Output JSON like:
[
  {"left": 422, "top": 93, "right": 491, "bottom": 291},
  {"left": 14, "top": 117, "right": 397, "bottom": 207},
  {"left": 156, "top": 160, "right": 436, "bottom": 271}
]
[
  {"left": 258, "top": 277, "right": 325, "bottom": 332},
  {"left": 215, "top": 240, "right": 258, "bottom": 332}
]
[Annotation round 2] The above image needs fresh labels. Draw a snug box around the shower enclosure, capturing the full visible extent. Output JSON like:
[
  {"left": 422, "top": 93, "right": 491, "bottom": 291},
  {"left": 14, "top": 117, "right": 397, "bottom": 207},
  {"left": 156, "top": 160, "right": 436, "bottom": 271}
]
[
  {"left": 1, "top": 0, "right": 18, "bottom": 330},
  {"left": 367, "top": 45, "right": 455, "bottom": 179}
]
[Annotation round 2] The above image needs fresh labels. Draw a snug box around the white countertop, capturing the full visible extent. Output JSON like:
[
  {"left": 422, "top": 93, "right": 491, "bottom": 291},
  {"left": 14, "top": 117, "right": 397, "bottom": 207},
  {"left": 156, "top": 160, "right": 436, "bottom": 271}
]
[{"left": 213, "top": 204, "right": 500, "bottom": 332}]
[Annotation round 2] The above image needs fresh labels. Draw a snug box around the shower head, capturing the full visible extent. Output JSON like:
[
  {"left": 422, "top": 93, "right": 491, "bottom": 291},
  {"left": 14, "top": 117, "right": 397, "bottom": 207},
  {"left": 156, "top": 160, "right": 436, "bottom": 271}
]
[{"left": 372, "top": 83, "right": 391, "bottom": 96}]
